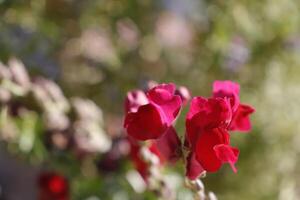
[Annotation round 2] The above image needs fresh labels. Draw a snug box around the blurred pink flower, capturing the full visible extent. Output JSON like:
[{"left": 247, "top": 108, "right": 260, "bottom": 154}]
[
  {"left": 80, "top": 29, "right": 118, "bottom": 64},
  {"left": 117, "top": 18, "right": 140, "bottom": 50},
  {"left": 156, "top": 12, "right": 194, "bottom": 48}
]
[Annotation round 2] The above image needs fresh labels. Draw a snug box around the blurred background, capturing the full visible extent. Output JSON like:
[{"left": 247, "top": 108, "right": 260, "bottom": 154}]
[{"left": 1, "top": 0, "right": 300, "bottom": 199}]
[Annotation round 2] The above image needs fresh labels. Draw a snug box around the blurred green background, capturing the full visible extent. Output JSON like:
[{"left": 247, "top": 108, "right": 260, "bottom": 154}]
[{"left": 1, "top": 0, "right": 300, "bottom": 199}]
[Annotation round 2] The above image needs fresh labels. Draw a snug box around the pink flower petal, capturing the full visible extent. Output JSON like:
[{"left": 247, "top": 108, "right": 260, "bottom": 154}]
[
  {"left": 213, "top": 80, "right": 240, "bottom": 112},
  {"left": 151, "top": 83, "right": 176, "bottom": 95},
  {"left": 125, "top": 90, "right": 149, "bottom": 113},
  {"left": 213, "top": 81, "right": 240, "bottom": 96},
  {"left": 147, "top": 83, "right": 182, "bottom": 125}
]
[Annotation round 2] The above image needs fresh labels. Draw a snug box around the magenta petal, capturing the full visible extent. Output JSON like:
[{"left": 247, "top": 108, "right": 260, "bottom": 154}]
[
  {"left": 152, "top": 83, "right": 176, "bottom": 95},
  {"left": 229, "top": 104, "right": 255, "bottom": 132},
  {"left": 213, "top": 81, "right": 240, "bottom": 96},
  {"left": 154, "top": 127, "right": 181, "bottom": 163},
  {"left": 147, "top": 83, "right": 182, "bottom": 125},
  {"left": 147, "top": 83, "right": 176, "bottom": 104},
  {"left": 156, "top": 96, "right": 182, "bottom": 125},
  {"left": 124, "top": 104, "right": 167, "bottom": 140},
  {"left": 214, "top": 144, "right": 239, "bottom": 173},
  {"left": 186, "top": 152, "right": 205, "bottom": 180},
  {"left": 213, "top": 80, "right": 240, "bottom": 112},
  {"left": 125, "top": 90, "right": 148, "bottom": 113}
]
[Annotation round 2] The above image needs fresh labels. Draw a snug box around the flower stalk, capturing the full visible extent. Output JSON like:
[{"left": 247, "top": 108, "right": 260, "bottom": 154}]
[
  {"left": 140, "top": 145, "right": 175, "bottom": 200},
  {"left": 185, "top": 177, "right": 218, "bottom": 200}
]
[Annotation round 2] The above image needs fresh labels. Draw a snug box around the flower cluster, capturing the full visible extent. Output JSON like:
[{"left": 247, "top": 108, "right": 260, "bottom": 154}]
[
  {"left": 0, "top": 58, "right": 111, "bottom": 156},
  {"left": 124, "top": 81, "right": 254, "bottom": 180}
]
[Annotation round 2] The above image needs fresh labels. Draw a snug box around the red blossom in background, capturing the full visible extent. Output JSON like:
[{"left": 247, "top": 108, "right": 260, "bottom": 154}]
[
  {"left": 38, "top": 172, "right": 69, "bottom": 200},
  {"left": 185, "top": 80, "right": 254, "bottom": 179},
  {"left": 124, "top": 83, "right": 183, "bottom": 140}
]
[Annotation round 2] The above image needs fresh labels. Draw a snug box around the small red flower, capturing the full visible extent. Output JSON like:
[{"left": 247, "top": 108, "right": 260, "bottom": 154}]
[
  {"left": 124, "top": 83, "right": 183, "bottom": 140},
  {"left": 185, "top": 80, "right": 254, "bottom": 179},
  {"left": 38, "top": 172, "right": 69, "bottom": 200}
]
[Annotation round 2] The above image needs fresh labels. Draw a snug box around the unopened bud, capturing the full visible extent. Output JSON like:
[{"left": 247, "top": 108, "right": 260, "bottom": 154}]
[
  {"left": 194, "top": 179, "right": 204, "bottom": 191},
  {"left": 208, "top": 192, "right": 218, "bottom": 200},
  {"left": 193, "top": 190, "right": 206, "bottom": 200},
  {"left": 185, "top": 178, "right": 204, "bottom": 191},
  {"left": 149, "top": 165, "right": 161, "bottom": 179},
  {"left": 140, "top": 147, "right": 152, "bottom": 162}
]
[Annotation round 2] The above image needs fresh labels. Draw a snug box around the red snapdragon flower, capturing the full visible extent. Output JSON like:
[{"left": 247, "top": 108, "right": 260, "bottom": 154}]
[
  {"left": 185, "top": 81, "right": 255, "bottom": 180},
  {"left": 38, "top": 172, "right": 69, "bottom": 200},
  {"left": 124, "top": 83, "right": 185, "bottom": 180},
  {"left": 124, "top": 83, "right": 183, "bottom": 140}
]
